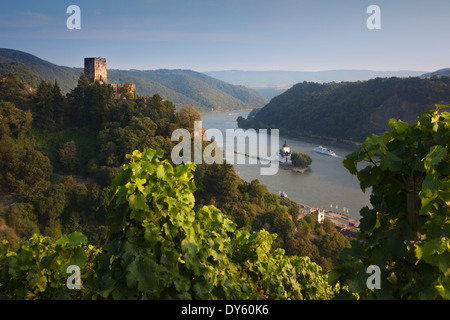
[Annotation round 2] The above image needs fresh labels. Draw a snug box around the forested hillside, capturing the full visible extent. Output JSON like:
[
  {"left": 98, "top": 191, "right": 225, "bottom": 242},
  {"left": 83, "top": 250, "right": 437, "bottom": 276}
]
[
  {"left": 238, "top": 76, "right": 450, "bottom": 141},
  {"left": 0, "top": 62, "right": 43, "bottom": 88},
  {"left": 0, "top": 73, "right": 181, "bottom": 246},
  {"left": 0, "top": 49, "right": 80, "bottom": 91},
  {"left": 0, "top": 48, "right": 267, "bottom": 112},
  {"left": 108, "top": 68, "right": 268, "bottom": 112}
]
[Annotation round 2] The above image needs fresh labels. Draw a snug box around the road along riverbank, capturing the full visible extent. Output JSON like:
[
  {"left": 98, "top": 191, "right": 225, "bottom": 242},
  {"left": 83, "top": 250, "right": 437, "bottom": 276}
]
[{"left": 294, "top": 199, "right": 360, "bottom": 238}]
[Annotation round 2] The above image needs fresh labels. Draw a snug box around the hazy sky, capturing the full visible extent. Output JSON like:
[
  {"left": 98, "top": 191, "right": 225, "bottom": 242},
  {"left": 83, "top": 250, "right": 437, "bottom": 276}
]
[{"left": 1, "top": 0, "right": 449, "bottom": 72}]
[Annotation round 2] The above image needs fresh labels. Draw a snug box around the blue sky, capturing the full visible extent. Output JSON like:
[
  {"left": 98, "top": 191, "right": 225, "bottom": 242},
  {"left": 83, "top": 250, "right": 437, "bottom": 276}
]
[{"left": 0, "top": 0, "right": 449, "bottom": 72}]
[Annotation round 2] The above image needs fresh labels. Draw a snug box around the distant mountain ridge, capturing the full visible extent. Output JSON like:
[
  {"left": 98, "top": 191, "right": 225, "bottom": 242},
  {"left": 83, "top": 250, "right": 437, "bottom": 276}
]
[
  {"left": 0, "top": 48, "right": 268, "bottom": 112},
  {"left": 422, "top": 68, "right": 450, "bottom": 77},
  {"left": 204, "top": 70, "right": 428, "bottom": 99}
]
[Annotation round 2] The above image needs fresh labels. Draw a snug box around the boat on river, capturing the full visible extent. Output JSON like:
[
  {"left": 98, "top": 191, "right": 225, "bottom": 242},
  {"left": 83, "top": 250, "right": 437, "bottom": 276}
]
[{"left": 314, "top": 146, "right": 336, "bottom": 156}]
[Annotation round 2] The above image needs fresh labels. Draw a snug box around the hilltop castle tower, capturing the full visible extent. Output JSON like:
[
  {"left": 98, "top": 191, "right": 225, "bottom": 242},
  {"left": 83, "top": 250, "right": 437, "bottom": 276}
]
[
  {"left": 84, "top": 57, "right": 107, "bottom": 84},
  {"left": 83, "top": 57, "right": 136, "bottom": 99}
]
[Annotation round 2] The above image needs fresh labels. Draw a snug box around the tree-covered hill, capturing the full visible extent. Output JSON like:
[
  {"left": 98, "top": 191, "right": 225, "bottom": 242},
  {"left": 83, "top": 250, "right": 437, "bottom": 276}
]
[
  {"left": 0, "top": 48, "right": 81, "bottom": 91},
  {"left": 0, "top": 48, "right": 268, "bottom": 112},
  {"left": 0, "top": 62, "right": 44, "bottom": 89},
  {"left": 238, "top": 77, "right": 450, "bottom": 141},
  {"left": 107, "top": 68, "right": 268, "bottom": 112}
]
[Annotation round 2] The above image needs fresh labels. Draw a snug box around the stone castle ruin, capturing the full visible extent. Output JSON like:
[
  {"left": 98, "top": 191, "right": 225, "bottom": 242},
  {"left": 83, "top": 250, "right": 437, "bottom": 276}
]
[
  {"left": 84, "top": 58, "right": 107, "bottom": 84},
  {"left": 84, "top": 57, "right": 136, "bottom": 99}
]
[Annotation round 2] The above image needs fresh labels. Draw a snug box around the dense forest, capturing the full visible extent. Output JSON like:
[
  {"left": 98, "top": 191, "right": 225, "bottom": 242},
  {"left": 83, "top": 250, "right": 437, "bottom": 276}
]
[
  {"left": 0, "top": 73, "right": 180, "bottom": 247},
  {"left": 238, "top": 76, "right": 450, "bottom": 142},
  {"left": 0, "top": 73, "right": 448, "bottom": 300}
]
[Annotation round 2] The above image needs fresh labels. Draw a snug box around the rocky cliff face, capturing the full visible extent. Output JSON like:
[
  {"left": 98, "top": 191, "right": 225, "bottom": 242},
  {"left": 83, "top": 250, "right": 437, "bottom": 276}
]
[{"left": 369, "top": 95, "right": 437, "bottom": 134}]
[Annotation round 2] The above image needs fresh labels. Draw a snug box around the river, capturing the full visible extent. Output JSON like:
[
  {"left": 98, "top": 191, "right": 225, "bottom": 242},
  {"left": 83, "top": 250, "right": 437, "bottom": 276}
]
[{"left": 201, "top": 111, "right": 372, "bottom": 221}]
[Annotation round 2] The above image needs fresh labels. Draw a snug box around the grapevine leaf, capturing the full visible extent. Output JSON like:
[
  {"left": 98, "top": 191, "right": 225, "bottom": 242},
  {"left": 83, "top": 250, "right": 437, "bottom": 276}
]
[
  {"left": 40, "top": 253, "right": 56, "bottom": 268},
  {"left": 395, "top": 120, "right": 409, "bottom": 135},
  {"left": 343, "top": 149, "right": 365, "bottom": 175},
  {"left": 362, "top": 134, "right": 383, "bottom": 151},
  {"left": 126, "top": 255, "right": 158, "bottom": 293},
  {"left": 424, "top": 145, "right": 447, "bottom": 171},
  {"left": 193, "top": 280, "right": 212, "bottom": 299},
  {"left": 144, "top": 224, "right": 161, "bottom": 244},
  {"left": 358, "top": 165, "right": 380, "bottom": 191},
  {"left": 129, "top": 193, "right": 149, "bottom": 211},
  {"left": 63, "top": 247, "right": 88, "bottom": 273},
  {"left": 56, "top": 232, "right": 88, "bottom": 247},
  {"left": 156, "top": 164, "right": 165, "bottom": 180},
  {"left": 388, "top": 118, "right": 397, "bottom": 130},
  {"left": 435, "top": 276, "right": 450, "bottom": 299},
  {"left": 381, "top": 151, "right": 403, "bottom": 172}
]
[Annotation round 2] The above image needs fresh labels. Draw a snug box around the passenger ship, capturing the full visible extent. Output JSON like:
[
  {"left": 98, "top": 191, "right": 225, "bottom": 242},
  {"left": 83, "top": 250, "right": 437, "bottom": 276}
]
[{"left": 314, "top": 146, "right": 336, "bottom": 156}]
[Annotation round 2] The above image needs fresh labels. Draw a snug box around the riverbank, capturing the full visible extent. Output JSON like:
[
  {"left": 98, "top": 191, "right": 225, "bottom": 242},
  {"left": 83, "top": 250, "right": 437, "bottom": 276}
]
[
  {"left": 201, "top": 108, "right": 253, "bottom": 115},
  {"left": 294, "top": 198, "right": 360, "bottom": 238},
  {"left": 279, "top": 162, "right": 310, "bottom": 173}
]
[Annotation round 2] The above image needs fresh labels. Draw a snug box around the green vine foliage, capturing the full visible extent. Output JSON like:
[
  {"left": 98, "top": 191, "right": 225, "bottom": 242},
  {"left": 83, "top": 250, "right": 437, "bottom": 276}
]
[
  {"left": 330, "top": 105, "right": 450, "bottom": 299},
  {"left": 1, "top": 148, "right": 335, "bottom": 300},
  {"left": 89, "top": 149, "right": 335, "bottom": 300},
  {"left": 230, "top": 229, "right": 336, "bottom": 300},
  {"left": 0, "top": 232, "right": 99, "bottom": 299}
]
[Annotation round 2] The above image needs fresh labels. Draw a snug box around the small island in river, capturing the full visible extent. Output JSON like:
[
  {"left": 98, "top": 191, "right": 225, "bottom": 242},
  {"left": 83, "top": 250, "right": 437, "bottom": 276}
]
[{"left": 279, "top": 140, "right": 312, "bottom": 173}]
